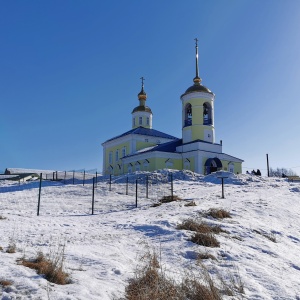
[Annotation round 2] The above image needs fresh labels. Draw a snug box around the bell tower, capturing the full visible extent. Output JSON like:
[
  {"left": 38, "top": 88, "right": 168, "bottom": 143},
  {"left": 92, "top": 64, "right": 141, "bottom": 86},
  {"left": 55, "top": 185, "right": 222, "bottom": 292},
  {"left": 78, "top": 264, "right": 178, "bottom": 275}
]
[
  {"left": 180, "top": 39, "right": 215, "bottom": 144},
  {"left": 132, "top": 77, "right": 153, "bottom": 129}
]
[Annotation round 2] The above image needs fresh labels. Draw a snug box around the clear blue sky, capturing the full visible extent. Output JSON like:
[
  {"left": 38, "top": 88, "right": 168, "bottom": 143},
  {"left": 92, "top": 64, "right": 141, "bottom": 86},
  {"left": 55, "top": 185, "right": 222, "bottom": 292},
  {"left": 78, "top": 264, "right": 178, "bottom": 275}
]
[{"left": 1, "top": 1, "right": 300, "bottom": 175}]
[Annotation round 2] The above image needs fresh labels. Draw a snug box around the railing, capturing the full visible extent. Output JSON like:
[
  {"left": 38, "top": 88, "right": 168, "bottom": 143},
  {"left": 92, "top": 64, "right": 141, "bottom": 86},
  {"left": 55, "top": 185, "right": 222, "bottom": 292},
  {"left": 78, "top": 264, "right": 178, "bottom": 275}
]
[{"left": 184, "top": 119, "right": 192, "bottom": 127}]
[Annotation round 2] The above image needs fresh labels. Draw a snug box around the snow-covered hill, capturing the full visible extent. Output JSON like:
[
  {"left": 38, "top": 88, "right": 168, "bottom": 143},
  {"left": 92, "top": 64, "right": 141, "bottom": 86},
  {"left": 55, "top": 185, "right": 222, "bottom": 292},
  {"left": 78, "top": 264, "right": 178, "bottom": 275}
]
[{"left": 0, "top": 171, "right": 299, "bottom": 299}]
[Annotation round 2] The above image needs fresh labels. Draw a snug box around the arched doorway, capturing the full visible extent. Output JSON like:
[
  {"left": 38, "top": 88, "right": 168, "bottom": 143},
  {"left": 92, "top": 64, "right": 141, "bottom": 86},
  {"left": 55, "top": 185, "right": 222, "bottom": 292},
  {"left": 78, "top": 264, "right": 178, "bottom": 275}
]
[{"left": 204, "top": 157, "right": 222, "bottom": 175}]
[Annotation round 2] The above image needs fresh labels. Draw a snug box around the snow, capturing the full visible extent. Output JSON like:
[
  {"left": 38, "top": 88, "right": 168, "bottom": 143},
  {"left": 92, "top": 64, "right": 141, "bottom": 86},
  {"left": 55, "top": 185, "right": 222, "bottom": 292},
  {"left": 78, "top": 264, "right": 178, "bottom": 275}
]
[{"left": 0, "top": 170, "right": 300, "bottom": 299}]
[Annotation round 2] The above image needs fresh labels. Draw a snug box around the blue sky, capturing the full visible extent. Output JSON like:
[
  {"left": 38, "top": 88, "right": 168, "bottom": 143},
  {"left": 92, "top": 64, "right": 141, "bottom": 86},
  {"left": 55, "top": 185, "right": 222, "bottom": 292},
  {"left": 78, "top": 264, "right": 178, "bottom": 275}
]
[{"left": 1, "top": 1, "right": 300, "bottom": 175}]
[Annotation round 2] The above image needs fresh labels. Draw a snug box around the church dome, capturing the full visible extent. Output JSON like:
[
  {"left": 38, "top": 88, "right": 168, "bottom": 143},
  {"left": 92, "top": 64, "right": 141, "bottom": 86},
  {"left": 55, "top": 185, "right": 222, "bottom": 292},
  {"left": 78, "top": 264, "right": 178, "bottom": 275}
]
[
  {"left": 132, "top": 105, "right": 152, "bottom": 114},
  {"left": 184, "top": 83, "right": 213, "bottom": 95}
]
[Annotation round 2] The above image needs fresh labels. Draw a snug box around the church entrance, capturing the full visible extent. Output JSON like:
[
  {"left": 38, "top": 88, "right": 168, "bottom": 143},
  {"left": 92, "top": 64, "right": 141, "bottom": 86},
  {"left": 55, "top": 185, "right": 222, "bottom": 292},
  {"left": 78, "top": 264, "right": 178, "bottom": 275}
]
[{"left": 204, "top": 157, "right": 222, "bottom": 175}]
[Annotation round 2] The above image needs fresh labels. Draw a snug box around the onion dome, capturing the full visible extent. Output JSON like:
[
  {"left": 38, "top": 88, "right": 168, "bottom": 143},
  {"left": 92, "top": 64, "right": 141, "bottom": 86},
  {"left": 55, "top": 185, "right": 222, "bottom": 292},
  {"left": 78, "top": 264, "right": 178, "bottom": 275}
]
[{"left": 132, "top": 77, "right": 152, "bottom": 114}]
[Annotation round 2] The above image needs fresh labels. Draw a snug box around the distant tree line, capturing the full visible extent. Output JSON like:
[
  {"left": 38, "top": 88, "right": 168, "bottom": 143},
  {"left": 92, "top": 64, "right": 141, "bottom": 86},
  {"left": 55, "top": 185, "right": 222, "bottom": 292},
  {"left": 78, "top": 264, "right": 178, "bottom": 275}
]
[{"left": 270, "top": 167, "right": 298, "bottom": 177}]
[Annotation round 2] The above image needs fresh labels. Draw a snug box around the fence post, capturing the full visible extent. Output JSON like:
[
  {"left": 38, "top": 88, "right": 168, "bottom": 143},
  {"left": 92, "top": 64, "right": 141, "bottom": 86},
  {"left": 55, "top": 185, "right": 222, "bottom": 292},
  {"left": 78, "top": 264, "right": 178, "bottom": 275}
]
[
  {"left": 83, "top": 170, "right": 85, "bottom": 186},
  {"left": 171, "top": 173, "right": 173, "bottom": 201},
  {"left": 37, "top": 173, "right": 42, "bottom": 216},
  {"left": 92, "top": 177, "right": 95, "bottom": 215},
  {"left": 146, "top": 175, "right": 149, "bottom": 199},
  {"left": 73, "top": 170, "right": 75, "bottom": 184},
  {"left": 109, "top": 174, "right": 112, "bottom": 191},
  {"left": 126, "top": 176, "right": 128, "bottom": 195},
  {"left": 95, "top": 171, "right": 98, "bottom": 188},
  {"left": 135, "top": 179, "right": 138, "bottom": 208},
  {"left": 221, "top": 178, "right": 225, "bottom": 199}
]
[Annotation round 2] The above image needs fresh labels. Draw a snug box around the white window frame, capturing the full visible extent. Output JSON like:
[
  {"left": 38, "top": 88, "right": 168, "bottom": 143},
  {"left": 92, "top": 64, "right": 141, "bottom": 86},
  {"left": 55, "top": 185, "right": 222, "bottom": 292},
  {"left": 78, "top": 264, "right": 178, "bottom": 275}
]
[
  {"left": 115, "top": 150, "right": 119, "bottom": 161},
  {"left": 139, "top": 117, "right": 142, "bottom": 125},
  {"left": 109, "top": 151, "right": 113, "bottom": 164}
]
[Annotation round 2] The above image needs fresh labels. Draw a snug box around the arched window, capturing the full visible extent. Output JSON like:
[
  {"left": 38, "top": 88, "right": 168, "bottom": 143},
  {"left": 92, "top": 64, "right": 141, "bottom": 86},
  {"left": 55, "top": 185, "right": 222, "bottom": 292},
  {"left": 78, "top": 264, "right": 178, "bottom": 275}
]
[
  {"left": 165, "top": 159, "right": 174, "bottom": 169},
  {"left": 107, "top": 165, "right": 113, "bottom": 175},
  {"left": 135, "top": 161, "right": 141, "bottom": 171},
  {"left": 184, "top": 103, "right": 192, "bottom": 127},
  {"left": 203, "top": 103, "right": 212, "bottom": 125},
  {"left": 143, "top": 159, "right": 149, "bottom": 170},
  {"left": 122, "top": 147, "right": 126, "bottom": 158},
  {"left": 228, "top": 162, "right": 234, "bottom": 173},
  {"left": 128, "top": 164, "right": 132, "bottom": 173},
  {"left": 184, "top": 158, "right": 191, "bottom": 170}
]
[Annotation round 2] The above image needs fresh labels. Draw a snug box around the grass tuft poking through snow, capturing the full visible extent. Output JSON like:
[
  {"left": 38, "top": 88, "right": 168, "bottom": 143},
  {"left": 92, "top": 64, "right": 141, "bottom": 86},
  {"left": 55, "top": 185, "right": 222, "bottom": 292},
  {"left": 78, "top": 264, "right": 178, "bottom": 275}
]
[
  {"left": 21, "top": 249, "right": 70, "bottom": 285},
  {"left": 177, "top": 219, "right": 227, "bottom": 234},
  {"left": 159, "top": 195, "right": 182, "bottom": 203},
  {"left": 204, "top": 208, "right": 231, "bottom": 219},
  {"left": 124, "top": 251, "right": 222, "bottom": 300},
  {"left": 190, "top": 233, "right": 220, "bottom": 248},
  {"left": 0, "top": 280, "right": 12, "bottom": 287}
]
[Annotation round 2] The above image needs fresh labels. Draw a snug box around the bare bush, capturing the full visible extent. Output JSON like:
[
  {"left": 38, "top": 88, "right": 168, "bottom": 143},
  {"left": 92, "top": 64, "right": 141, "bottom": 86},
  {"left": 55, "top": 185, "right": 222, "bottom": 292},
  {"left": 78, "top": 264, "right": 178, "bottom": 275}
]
[{"left": 0, "top": 215, "right": 7, "bottom": 220}]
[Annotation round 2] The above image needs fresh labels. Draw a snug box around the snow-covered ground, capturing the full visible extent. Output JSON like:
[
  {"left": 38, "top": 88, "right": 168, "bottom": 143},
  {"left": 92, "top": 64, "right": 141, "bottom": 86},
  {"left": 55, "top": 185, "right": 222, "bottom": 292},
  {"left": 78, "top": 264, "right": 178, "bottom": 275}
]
[{"left": 0, "top": 170, "right": 299, "bottom": 299}]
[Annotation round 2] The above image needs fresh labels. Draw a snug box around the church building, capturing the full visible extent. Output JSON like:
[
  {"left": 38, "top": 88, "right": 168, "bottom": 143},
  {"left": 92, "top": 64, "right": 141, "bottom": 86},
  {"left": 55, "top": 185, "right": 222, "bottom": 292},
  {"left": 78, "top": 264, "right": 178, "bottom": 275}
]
[{"left": 102, "top": 40, "right": 243, "bottom": 176}]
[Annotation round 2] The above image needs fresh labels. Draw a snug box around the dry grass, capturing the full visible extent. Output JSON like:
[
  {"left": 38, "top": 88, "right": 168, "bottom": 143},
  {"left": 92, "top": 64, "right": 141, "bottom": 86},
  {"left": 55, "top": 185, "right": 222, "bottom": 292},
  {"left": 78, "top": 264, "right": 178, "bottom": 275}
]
[
  {"left": 150, "top": 203, "right": 162, "bottom": 207},
  {"left": 6, "top": 243, "right": 16, "bottom": 254},
  {"left": 184, "top": 201, "right": 197, "bottom": 207},
  {"left": 205, "top": 209, "right": 231, "bottom": 219},
  {"left": 177, "top": 219, "right": 227, "bottom": 234},
  {"left": 124, "top": 251, "right": 222, "bottom": 300},
  {"left": 253, "top": 229, "right": 277, "bottom": 243},
  {"left": 190, "top": 233, "right": 220, "bottom": 248},
  {"left": 197, "top": 252, "right": 217, "bottom": 260},
  {"left": 0, "top": 280, "right": 12, "bottom": 287},
  {"left": 159, "top": 195, "right": 182, "bottom": 203},
  {"left": 21, "top": 250, "right": 70, "bottom": 285},
  {"left": 0, "top": 215, "right": 7, "bottom": 220}
]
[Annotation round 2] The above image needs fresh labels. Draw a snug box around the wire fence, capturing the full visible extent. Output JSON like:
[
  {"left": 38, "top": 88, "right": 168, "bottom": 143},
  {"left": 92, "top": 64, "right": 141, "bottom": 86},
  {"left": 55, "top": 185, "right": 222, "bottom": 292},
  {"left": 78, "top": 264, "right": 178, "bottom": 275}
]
[{"left": 0, "top": 170, "right": 177, "bottom": 218}]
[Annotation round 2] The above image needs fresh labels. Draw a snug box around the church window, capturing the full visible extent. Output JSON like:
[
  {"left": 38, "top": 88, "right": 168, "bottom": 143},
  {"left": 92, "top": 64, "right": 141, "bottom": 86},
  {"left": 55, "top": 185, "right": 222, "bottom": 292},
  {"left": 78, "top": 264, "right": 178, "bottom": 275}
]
[
  {"left": 203, "top": 103, "right": 212, "bottom": 125},
  {"left": 109, "top": 152, "right": 113, "bottom": 164},
  {"left": 115, "top": 150, "right": 119, "bottom": 161},
  {"left": 146, "top": 117, "right": 149, "bottom": 125},
  {"left": 122, "top": 147, "right": 126, "bottom": 157},
  {"left": 143, "top": 159, "right": 149, "bottom": 170},
  {"left": 139, "top": 117, "right": 142, "bottom": 125},
  {"left": 128, "top": 164, "right": 132, "bottom": 173},
  {"left": 184, "top": 103, "right": 192, "bottom": 127},
  {"left": 135, "top": 162, "right": 140, "bottom": 171}
]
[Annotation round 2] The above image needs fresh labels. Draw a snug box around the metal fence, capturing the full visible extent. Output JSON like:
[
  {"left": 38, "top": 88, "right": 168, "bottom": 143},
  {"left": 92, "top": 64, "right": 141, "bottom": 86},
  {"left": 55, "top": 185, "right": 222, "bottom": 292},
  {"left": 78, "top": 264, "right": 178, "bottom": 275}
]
[{"left": 0, "top": 170, "right": 176, "bottom": 218}]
